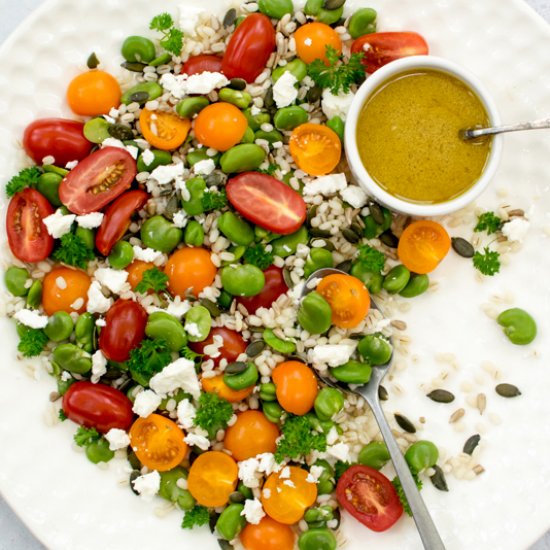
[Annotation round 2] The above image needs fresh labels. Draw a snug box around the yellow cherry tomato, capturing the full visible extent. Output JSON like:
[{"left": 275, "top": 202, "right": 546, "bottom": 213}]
[
  {"left": 139, "top": 109, "right": 191, "bottom": 150},
  {"left": 67, "top": 70, "right": 121, "bottom": 116}
]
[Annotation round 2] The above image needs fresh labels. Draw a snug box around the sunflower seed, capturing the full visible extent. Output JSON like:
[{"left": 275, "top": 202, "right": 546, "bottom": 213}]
[
  {"left": 495, "top": 383, "right": 521, "bottom": 398},
  {"left": 49, "top": 391, "right": 60, "bottom": 402},
  {"left": 430, "top": 465, "right": 449, "bottom": 492},
  {"left": 451, "top": 237, "right": 475, "bottom": 258},
  {"left": 507, "top": 209, "right": 525, "bottom": 217},
  {"left": 449, "top": 408, "right": 465, "bottom": 423},
  {"left": 463, "top": 434, "right": 481, "bottom": 455},
  {"left": 87, "top": 52, "right": 100, "bottom": 69},
  {"left": 390, "top": 319, "right": 407, "bottom": 331},
  {"left": 343, "top": 228, "right": 360, "bottom": 243},
  {"left": 311, "top": 238, "right": 335, "bottom": 251},
  {"left": 476, "top": 392, "right": 487, "bottom": 415},
  {"left": 283, "top": 267, "right": 294, "bottom": 288},
  {"left": 427, "top": 389, "right": 455, "bottom": 403},
  {"left": 108, "top": 124, "right": 134, "bottom": 141},
  {"left": 473, "top": 464, "right": 485, "bottom": 475},
  {"left": 369, "top": 202, "right": 385, "bottom": 225},
  {"left": 121, "top": 61, "right": 147, "bottom": 72},
  {"left": 335, "top": 260, "right": 352, "bottom": 273},
  {"left": 379, "top": 231, "right": 398, "bottom": 248},
  {"left": 223, "top": 8, "right": 237, "bottom": 27},
  {"left": 199, "top": 298, "right": 222, "bottom": 318},
  {"left": 129, "top": 91, "right": 150, "bottom": 104},
  {"left": 394, "top": 413, "right": 416, "bottom": 433},
  {"left": 225, "top": 361, "right": 248, "bottom": 374},
  {"left": 378, "top": 385, "right": 388, "bottom": 401}
]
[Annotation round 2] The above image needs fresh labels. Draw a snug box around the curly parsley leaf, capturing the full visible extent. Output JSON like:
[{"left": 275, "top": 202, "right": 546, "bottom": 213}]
[
  {"left": 473, "top": 247, "right": 501, "bottom": 276},
  {"left": 180, "top": 344, "right": 203, "bottom": 364},
  {"left": 355, "top": 244, "right": 386, "bottom": 274},
  {"left": 181, "top": 505, "right": 210, "bottom": 529},
  {"left": 74, "top": 426, "right": 101, "bottom": 447},
  {"left": 58, "top": 409, "right": 68, "bottom": 422},
  {"left": 244, "top": 244, "right": 274, "bottom": 270},
  {"left": 334, "top": 460, "right": 352, "bottom": 481},
  {"left": 258, "top": 163, "right": 279, "bottom": 176},
  {"left": 274, "top": 415, "right": 327, "bottom": 463},
  {"left": 150, "top": 13, "right": 174, "bottom": 31},
  {"left": 127, "top": 339, "right": 172, "bottom": 387},
  {"left": 194, "top": 392, "right": 233, "bottom": 438},
  {"left": 201, "top": 190, "right": 228, "bottom": 212},
  {"left": 6, "top": 167, "right": 42, "bottom": 197},
  {"left": 52, "top": 232, "right": 95, "bottom": 269},
  {"left": 17, "top": 328, "right": 48, "bottom": 357},
  {"left": 149, "top": 13, "right": 183, "bottom": 56},
  {"left": 392, "top": 473, "right": 423, "bottom": 517},
  {"left": 474, "top": 211, "right": 503, "bottom": 234},
  {"left": 308, "top": 46, "right": 365, "bottom": 95},
  {"left": 135, "top": 267, "right": 169, "bottom": 295}
]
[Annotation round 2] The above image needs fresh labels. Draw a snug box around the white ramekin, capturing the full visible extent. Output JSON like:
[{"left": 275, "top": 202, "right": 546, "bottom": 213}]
[{"left": 344, "top": 55, "right": 502, "bottom": 217}]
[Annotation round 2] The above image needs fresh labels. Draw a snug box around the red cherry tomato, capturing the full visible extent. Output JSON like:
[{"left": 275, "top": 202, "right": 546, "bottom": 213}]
[
  {"left": 181, "top": 54, "right": 223, "bottom": 75},
  {"left": 237, "top": 266, "right": 288, "bottom": 314},
  {"left": 227, "top": 172, "right": 306, "bottom": 235},
  {"left": 6, "top": 188, "right": 54, "bottom": 263},
  {"left": 351, "top": 32, "right": 429, "bottom": 74},
  {"left": 62, "top": 381, "right": 134, "bottom": 433},
  {"left": 189, "top": 327, "right": 247, "bottom": 367},
  {"left": 98, "top": 299, "right": 147, "bottom": 362},
  {"left": 95, "top": 190, "right": 149, "bottom": 256},
  {"left": 336, "top": 465, "right": 403, "bottom": 532},
  {"left": 222, "top": 14, "right": 276, "bottom": 83},
  {"left": 59, "top": 147, "right": 137, "bottom": 215},
  {"left": 22, "top": 118, "right": 93, "bottom": 166}
]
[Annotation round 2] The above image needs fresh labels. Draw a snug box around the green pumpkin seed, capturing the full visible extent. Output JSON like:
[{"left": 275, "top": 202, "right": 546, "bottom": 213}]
[
  {"left": 129, "top": 470, "right": 142, "bottom": 495},
  {"left": 129, "top": 91, "right": 150, "bottom": 103},
  {"left": 121, "top": 61, "right": 147, "bottom": 72},
  {"left": 430, "top": 465, "right": 449, "bottom": 492},
  {"left": 351, "top": 220, "right": 364, "bottom": 235},
  {"left": 427, "top": 389, "right": 455, "bottom": 403},
  {"left": 218, "top": 540, "right": 233, "bottom": 550},
  {"left": 229, "top": 491, "right": 245, "bottom": 504},
  {"left": 495, "top": 383, "right": 521, "bottom": 398},
  {"left": 108, "top": 124, "right": 134, "bottom": 141},
  {"left": 378, "top": 385, "right": 388, "bottom": 401},
  {"left": 369, "top": 203, "right": 385, "bottom": 225},
  {"left": 199, "top": 298, "right": 222, "bottom": 318},
  {"left": 463, "top": 434, "right": 481, "bottom": 455},
  {"left": 451, "top": 237, "right": 475, "bottom": 258},
  {"left": 223, "top": 8, "right": 237, "bottom": 27},
  {"left": 246, "top": 340, "right": 265, "bottom": 358},
  {"left": 335, "top": 260, "right": 352, "bottom": 273},
  {"left": 282, "top": 267, "right": 294, "bottom": 288},
  {"left": 225, "top": 361, "right": 248, "bottom": 374},
  {"left": 310, "top": 228, "right": 332, "bottom": 238},
  {"left": 307, "top": 205, "right": 318, "bottom": 225},
  {"left": 206, "top": 170, "right": 227, "bottom": 187},
  {"left": 87, "top": 52, "right": 100, "bottom": 69},
  {"left": 342, "top": 227, "right": 360, "bottom": 243},
  {"left": 264, "top": 86, "right": 275, "bottom": 112},
  {"left": 306, "top": 86, "right": 322, "bottom": 103},
  {"left": 323, "top": 0, "right": 345, "bottom": 9},
  {"left": 380, "top": 231, "right": 398, "bottom": 248},
  {"left": 394, "top": 413, "right": 416, "bottom": 433},
  {"left": 229, "top": 78, "right": 247, "bottom": 91}
]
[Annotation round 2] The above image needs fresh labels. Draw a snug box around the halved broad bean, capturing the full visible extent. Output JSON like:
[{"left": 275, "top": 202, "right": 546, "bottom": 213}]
[
  {"left": 186, "top": 149, "right": 216, "bottom": 167},
  {"left": 136, "top": 148, "right": 172, "bottom": 173},
  {"left": 121, "top": 35, "right": 156, "bottom": 63},
  {"left": 382, "top": 264, "right": 410, "bottom": 294},
  {"left": 362, "top": 207, "right": 392, "bottom": 238},
  {"left": 181, "top": 177, "right": 206, "bottom": 216},
  {"left": 263, "top": 400, "right": 284, "bottom": 423},
  {"left": 271, "top": 226, "right": 309, "bottom": 258},
  {"left": 314, "top": 459, "right": 335, "bottom": 495},
  {"left": 159, "top": 467, "right": 195, "bottom": 510},
  {"left": 357, "top": 334, "right": 392, "bottom": 365},
  {"left": 314, "top": 387, "right": 344, "bottom": 421},
  {"left": 350, "top": 263, "right": 383, "bottom": 294},
  {"left": 358, "top": 441, "right": 390, "bottom": 470},
  {"left": 219, "top": 88, "right": 252, "bottom": 109},
  {"left": 240, "top": 126, "right": 255, "bottom": 144},
  {"left": 220, "top": 144, "right": 266, "bottom": 174},
  {"left": 244, "top": 108, "right": 271, "bottom": 131},
  {"left": 146, "top": 311, "right": 187, "bottom": 351},
  {"left": 184, "top": 305, "right": 212, "bottom": 343},
  {"left": 216, "top": 503, "right": 246, "bottom": 540},
  {"left": 83, "top": 118, "right": 111, "bottom": 144},
  {"left": 263, "top": 328, "right": 296, "bottom": 354},
  {"left": 26, "top": 280, "right": 42, "bottom": 308},
  {"left": 272, "top": 58, "right": 308, "bottom": 83},
  {"left": 258, "top": 0, "right": 293, "bottom": 19},
  {"left": 304, "top": 248, "right": 333, "bottom": 278},
  {"left": 326, "top": 116, "right": 344, "bottom": 142},
  {"left": 274, "top": 106, "right": 309, "bottom": 131},
  {"left": 53, "top": 343, "right": 92, "bottom": 374},
  {"left": 254, "top": 129, "right": 284, "bottom": 145},
  {"left": 497, "top": 307, "right": 537, "bottom": 345},
  {"left": 298, "top": 528, "right": 337, "bottom": 550},
  {"left": 121, "top": 82, "right": 163, "bottom": 105},
  {"left": 298, "top": 291, "right": 332, "bottom": 334},
  {"left": 108, "top": 241, "right": 134, "bottom": 270},
  {"left": 36, "top": 172, "right": 63, "bottom": 206},
  {"left": 75, "top": 312, "right": 95, "bottom": 353},
  {"left": 221, "top": 265, "right": 265, "bottom": 296},
  {"left": 5, "top": 266, "right": 30, "bottom": 297},
  {"left": 224, "top": 361, "right": 258, "bottom": 390},
  {"left": 259, "top": 382, "right": 277, "bottom": 401},
  {"left": 331, "top": 360, "right": 372, "bottom": 384},
  {"left": 176, "top": 96, "right": 209, "bottom": 118},
  {"left": 348, "top": 7, "right": 377, "bottom": 39},
  {"left": 405, "top": 440, "right": 439, "bottom": 473},
  {"left": 184, "top": 220, "right": 204, "bottom": 247},
  {"left": 149, "top": 52, "right": 172, "bottom": 67},
  {"left": 141, "top": 215, "right": 182, "bottom": 253},
  {"left": 399, "top": 273, "right": 429, "bottom": 298},
  {"left": 45, "top": 311, "right": 74, "bottom": 342},
  {"left": 217, "top": 211, "right": 255, "bottom": 246},
  {"left": 85, "top": 438, "right": 115, "bottom": 464},
  {"left": 304, "top": 0, "right": 322, "bottom": 15}
]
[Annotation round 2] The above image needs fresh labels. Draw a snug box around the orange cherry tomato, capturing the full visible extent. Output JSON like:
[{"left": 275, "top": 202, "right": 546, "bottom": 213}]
[
  {"left": 128, "top": 413, "right": 188, "bottom": 472},
  {"left": 224, "top": 410, "right": 280, "bottom": 461},
  {"left": 294, "top": 22, "right": 342, "bottom": 64},
  {"left": 289, "top": 123, "right": 341, "bottom": 176},
  {"left": 316, "top": 273, "right": 370, "bottom": 329},
  {"left": 66, "top": 70, "right": 121, "bottom": 116},
  {"left": 194, "top": 102, "right": 248, "bottom": 151},
  {"left": 397, "top": 220, "right": 451, "bottom": 274},
  {"left": 187, "top": 451, "right": 238, "bottom": 507},
  {"left": 261, "top": 466, "right": 317, "bottom": 524},
  {"left": 201, "top": 374, "right": 254, "bottom": 403},
  {"left": 165, "top": 247, "right": 217, "bottom": 298},
  {"left": 139, "top": 109, "right": 191, "bottom": 151},
  {"left": 240, "top": 516, "right": 295, "bottom": 550},
  {"left": 126, "top": 260, "right": 155, "bottom": 290},
  {"left": 271, "top": 361, "right": 318, "bottom": 416},
  {"left": 42, "top": 267, "right": 91, "bottom": 316}
]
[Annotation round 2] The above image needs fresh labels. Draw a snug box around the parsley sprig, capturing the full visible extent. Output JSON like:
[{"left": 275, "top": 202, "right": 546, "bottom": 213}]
[
  {"left": 6, "top": 167, "right": 42, "bottom": 197},
  {"left": 135, "top": 267, "right": 169, "bottom": 295},
  {"left": 355, "top": 244, "right": 386, "bottom": 274},
  {"left": 181, "top": 505, "right": 210, "bottom": 529},
  {"left": 17, "top": 328, "right": 48, "bottom": 357},
  {"left": 474, "top": 211, "right": 503, "bottom": 234},
  {"left": 392, "top": 473, "right": 423, "bottom": 516},
  {"left": 244, "top": 244, "right": 274, "bottom": 270},
  {"left": 127, "top": 339, "right": 172, "bottom": 386},
  {"left": 201, "top": 190, "right": 228, "bottom": 212},
  {"left": 473, "top": 246, "right": 501, "bottom": 276},
  {"left": 150, "top": 13, "right": 184, "bottom": 56},
  {"left": 52, "top": 232, "right": 95, "bottom": 269},
  {"left": 74, "top": 426, "right": 101, "bottom": 447},
  {"left": 194, "top": 392, "right": 233, "bottom": 438},
  {"left": 274, "top": 415, "right": 327, "bottom": 463}
]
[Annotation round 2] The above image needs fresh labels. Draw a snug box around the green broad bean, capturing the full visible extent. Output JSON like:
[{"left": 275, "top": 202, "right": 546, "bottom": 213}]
[
  {"left": 317, "top": 5, "right": 344, "bottom": 25},
  {"left": 44, "top": 311, "right": 74, "bottom": 342},
  {"left": 108, "top": 241, "right": 134, "bottom": 269},
  {"left": 26, "top": 280, "right": 42, "bottom": 308},
  {"left": 176, "top": 96, "right": 209, "bottom": 118},
  {"left": 263, "top": 400, "right": 284, "bottom": 423},
  {"left": 186, "top": 149, "right": 211, "bottom": 167},
  {"left": 244, "top": 108, "right": 271, "bottom": 131},
  {"left": 224, "top": 362, "right": 258, "bottom": 390},
  {"left": 75, "top": 226, "right": 94, "bottom": 250},
  {"left": 304, "top": 248, "right": 333, "bottom": 278},
  {"left": 57, "top": 376, "right": 74, "bottom": 396},
  {"left": 274, "top": 106, "right": 308, "bottom": 131},
  {"left": 85, "top": 438, "right": 115, "bottom": 464},
  {"left": 36, "top": 172, "right": 62, "bottom": 206},
  {"left": 298, "top": 528, "right": 337, "bottom": 550},
  {"left": 184, "top": 305, "right": 212, "bottom": 343},
  {"left": 314, "top": 387, "right": 344, "bottom": 421},
  {"left": 314, "top": 460, "right": 335, "bottom": 495},
  {"left": 53, "top": 343, "right": 92, "bottom": 374},
  {"left": 181, "top": 177, "right": 206, "bottom": 216},
  {"left": 382, "top": 264, "right": 410, "bottom": 294},
  {"left": 240, "top": 126, "right": 255, "bottom": 144},
  {"left": 216, "top": 503, "right": 246, "bottom": 540},
  {"left": 221, "top": 264, "right": 265, "bottom": 297},
  {"left": 42, "top": 165, "right": 69, "bottom": 177},
  {"left": 259, "top": 382, "right": 277, "bottom": 401},
  {"left": 271, "top": 226, "right": 309, "bottom": 258},
  {"left": 331, "top": 360, "right": 372, "bottom": 384},
  {"left": 254, "top": 226, "right": 275, "bottom": 242},
  {"left": 358, "top": 441, "right": 390, "bottom": 470},
  {"left": 4, "top": 266, "right": 30, "bottom": 297},
  {"left": 217, "top": 211, "right": 255, "bottom": 246},
  {"left": 272, "top": 58, "right": 308, "bottom": 83},
  {"left": 237, "top": 482, "right": 253, "bottom": 500},
  {"left": 405, "top": 440, "right": 439, "bottom": 473},
  {"left": 350, "top": 263, "right": 383, "bottom": 294},
  {"left": 357, "top": 334, "right": 392, "bottom": 365},
  {"left": 146, "top": 311, "right": 187, "bottom": 351},
  {"left": 158, "top": 467, "right": 195, "bottom": 510},
  {"left": 362, "top": 208, "right": 392, "bottom": 238},
  {"left": 149, "top": 52, "right": 172, "bottom": 67},
  {"left": 219, "top": 88, "right": 252, "bottom": 109},
  {"left": 230, "top": 245, "right": 246, "bottom": 261},
  {"left": 218, "top": 289, "right": 234, "bottom": 310},
  {"left": 263, "top": 328, "right": 296, "bottom": 354},
  {"left": 140, "top": 215, "right": 182, "bottom": 253},
  {"left": 304, "top": 0, "right": 323, "bottom": 15},
  {"left": 121, "top": 35, "right": 156, "bottom": 63},
  {"left": 326, "top": 116, "right": 344, "bottom": 142},
  {"left": 75, "top": 312, "right": 95, "bottom": 353},
  {"left": 497, "top": 308, "right": 537, "bottom": 345},
  {"left": 306, "top": 413, "right": 335, "bottom": 435},
  {"left": 399, "top": 273, "right": 429, "bottom": 298},
  {"left": 304, "top": 506, "right": 332, "bottom": 524},
  {"left": 348, "top": 7, "right": 377, "bottom": 39},
  {"left": 254, "top": 129, "right": 284, "bottom": 145},
  {"left": 297, "top": 291, "right": 332, "bottom": 334},
  {"left": 83, "top": 117, "right": 111, "bottom": 144},
  {"left": 137, "top": 149, "right": 172, "bottom": 173},
  {"left": 121, "top": 82, "right": 163, "bottom": 105},
  {"left": 220, "top": 144, "right": 266, "bottom": 174},
  {"left": 258, "top": 0, "right": 293, "bottom": 18},
  {"left": 184, "top": 220, "right": 205, "bottom": 247}
]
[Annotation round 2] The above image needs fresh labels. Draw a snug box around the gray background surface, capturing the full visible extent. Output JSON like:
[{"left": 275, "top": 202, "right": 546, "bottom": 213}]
[{"left": 0, "top": 0, "right": 549, "bottom": 548}]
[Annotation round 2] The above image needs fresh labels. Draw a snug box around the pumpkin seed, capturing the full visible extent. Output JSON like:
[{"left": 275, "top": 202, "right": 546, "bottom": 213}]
[
  {"left": 427, "top": 389, "right": 455, "bottom": 403},
  {"left": 323, "top": 0, "right": 346, "bottom": 9},
  {"left": 229, "top": 491, "right": 245, "bottom": 504},
  {"left": 129, "top": 470, "right": 141, "bottom": 495},
  {"left": 218, "top": 540, "right": 233, "bottom": 550},
  {"left": 495, "top": 383, "right": 521, "bottom": 398},
  {"left": 199, "top": 298, "right": 222, "bottom": 318},
  {"left": 306, "top": 85, "right": 322, "bottom": 103},
  {"left": 394, "top": 413, "right": 416, "bottom": 433},
  {"left": 335, "top": 260, "right": 352, "bottom": 273},
  {"left": 463, "top": 434, "right": 481, "bottom": 455},
  {"left": 121, "top": 61, "right": 147, "bottom": 72},
  {"left": 429, "top": 465, "right": 449, "bottom": 492},
  {"left": 369, "top": 202, "right": 385, "bottom": 225},
  {"left": 310, "top": 227, "right": 332, "bottom": 238},
  {"left": 163, "top": 193, "right": 179, "bottom": 219},
  {"left": 282, "top": 267, "right": 294, "bottom": 288},
  {"left": 225, "top": 361, "right": 248, "bottom": 374},
  {"left": 246, "top": 340, "right": 266, "bottom": 358},
  {"left": 307, "top": 205, "right": 318, "bottom": 225},
  {"left": 229, "top": 78, "right": 247, "bottom": 91},
  {"left": 108, "top": 124, "right": 134, "bottom": 141},
  {"left": 87, "top": 52, "right": 100, "bottom": 69},
  {"left": 378, "top": 385, "right": 388, "bottom": 401},
  {"left": 206, "top": 170, "right": 227, "bottom": 187},
  {"left": 264, "top": 86, "right": 275, "bottom": 112},
  {"left": 223, "top": 8, "right": 237, "bottom": 27},
  {"left": 351, "top": 221, "right": 364, "bottom": 235},
  {"left": 342, "top": 228, "right": 360, "bottom": 243},
  {"left": 209, "top": 511, "right": 218, "bottom": 533},
  {"left": 379, "top": 231, "right": 398, "bottom": 248},
  {"left": 451, "top": 237, "right": 475, "bottom": 258},
  {"left": 129, "top": 91, "right": 150, "bottom": 104}
]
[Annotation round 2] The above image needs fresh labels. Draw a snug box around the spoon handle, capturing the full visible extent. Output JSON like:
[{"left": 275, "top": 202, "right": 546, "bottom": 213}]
[
  {"left": 366, "top": 395, "right": 446, "bottom": 550},
  {"left": 465, "top": 117, "right": 550, "bottom": 139}
]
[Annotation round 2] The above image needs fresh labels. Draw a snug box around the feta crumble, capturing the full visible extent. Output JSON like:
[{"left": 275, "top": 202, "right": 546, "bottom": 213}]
[
  {"left": 43, "top": 210, "right": 76, "bottom": 239},
  {"left": 176, "top": 399, "right": 196, "bottom": 429},
  {"left": 502, "top": 217, "right": 530, "bottom": 243},
  {"left": 241, "top": 498, "right": 265, "bottom": 525},
  {"left": 86, "top": 281, "right": 113, "bottom": 314},
  {"left": 149, "top": 358, "right": 200, "bottom": 399},
  {"left": 102, "top": 137, "right": 139, "bottom": 159},
  {"left": 184, "top": 431, "right": 211, "bottom": 450},
  {"left": 132, "top": 246, "right": 164, "bottom": 263},
  {"left": 149, "top": 162, "right": 185, "bottom": 185},
  {"left": 193, "top": 159, "right": 216, "bottom": 176},
  {"left": 308, "top": 343, "right": 356, "bottom": 367},
  {"left": 105, "top": 428, "right": 131, "bottom": 451},
  {"left": 303, "top": 173, "right": 347, "bottom": 196},
  {"left": 13, "top": 309, "right": 48, "bottom": 329},
  {"left": 321, "top": 89, "right": 355, "bottom": 121},
  {"left": 178, "top": 5, "right": 206, "bottom": 35},
  {"left": 65, "top": 160, "right": 78, "bottom": 169},
  {"left": 238, "top": 457, "right": 262, "bottom": 488},
  {"left": 272, "top": 71, "right": 298, "bottom": 108},
  {"left": 94, "top": 268, "right": 129, "bottom": 295},
  {"left": 341, "top": 185, "right": 368, "bottom": 209},
  {"left": 160, "top": 72, "right": 229, "bottom": 99},
  {"left": 91, "top": 350, "right": 108, "bottom": 383},
  {"left": 132, "top": 390, "right": 162, "bottom": 418},
  {"left": 306, "top": 465, "right": 325, "bottom": 484},
  {"left": 132, "top": 470, "right": 161, "bottom": 501},
  {"left": 172, "top": 210, "right": 188, "bottom": 229},
  {"left": 76, "top": 212, "right": 104, "bottom": 229},
  {"left": 185, "top": 322, "right": 202, "bottom": 338},
  {"left": 327, "top": 442, "right": 351, "bottom": 462},
  {"left": 141, "top": 148, "right": 155, "bottom": 167}
]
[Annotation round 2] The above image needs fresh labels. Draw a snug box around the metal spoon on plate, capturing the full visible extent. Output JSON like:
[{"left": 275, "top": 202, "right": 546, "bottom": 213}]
[
  {"left": 301, "top": 268, "right": 446, "bottom": 550},
  {"left": 460, "top": 116, "right": 550, "bottom": 140}
]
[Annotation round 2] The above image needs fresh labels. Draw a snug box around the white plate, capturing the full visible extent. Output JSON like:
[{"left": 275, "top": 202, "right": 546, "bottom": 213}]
[{"left": 0, "top": 0, "right": 550, "bottom": 549}]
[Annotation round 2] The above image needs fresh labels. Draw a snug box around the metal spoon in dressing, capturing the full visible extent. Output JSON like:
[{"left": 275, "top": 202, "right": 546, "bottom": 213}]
[{"left": 460, "top": 116, "right": 550, "bottom": 140}]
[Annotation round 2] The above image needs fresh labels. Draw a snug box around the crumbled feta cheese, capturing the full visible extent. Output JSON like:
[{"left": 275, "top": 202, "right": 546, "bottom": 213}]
[
  {"left": 326, "top": 426, "right": 339, "bottom": 445},
  {"left": 341, "top": 185, "right": 368, "bottom": 209},
  {"left": 95, "top": 318, "right": 106, "bottom": 327},
  {"left": 176, "top": 399, "right": 196, "bottom": 429},
  {"left": 165, "top": 298, "right": 191, "bottom": 318},
  {"left": 94, "top": 268, "right": 129, "bottom": 295},
  {"left": 306, "top": 465, "right": 325, "bottom": 484},
  {"left": 238, "top": 457, "right": 262, "bottom": 488},
  {"left": 76, "top": 212, "right": 104, "bottom": 229},
  {"left": 321, "top": 89, "right": 355, "bottom": 121},
  {"left": 279, "top": 466, "right": 291, "bottom": 479},
  {"left": 13, "top": 309, "right": 48, "bottom": 329},
  {"left": 43, "top": 210, "right": 76, "bottom": 238},
  {"left": 172, "top": 210, "right": 188, "bottom": 229},
  {"left": 86, "top": 281, "right": 113, "bottom": 314},
  {"left": 257, "top": 452, "right": 280, "bottom": 475},
  {"left": 132, "top": 470, "right": 161, "bottom": 501},
  {"left": 193, "top": 158, "right": 216, "bottom": 176},
  {"left": 149, "top": 358, "right": 200, "bottom": 399},
  {"left": 141, "top": 148, "right": 155, "bottom": 168},
  {"left": 160, "top": 72, "right": 229, "bottom": 99},
  {"left": 502, "top": 218, "right": 530, "bottom": 243},
  {"left": 132, "top": 246, "right": 164, "bottom": 263},
  {"left": 105, "top": 428, "right": 130, "bottom": 451},
  {"left": 149, "top": 162, "right": 185, "bottom": 185},
  {"left": 65, "top": 160, "right": 78, "bottom": 169},
  {"left": 250, "top": 105, "right": 261, "bottom": 116},
  {"left": 327, "top": 443, "right": 350, "bottom": 462},
  {"left": 241, "top": 498, "right": 265, "bottom": 525},
  {"left": 308, "top": 343, "right": 356, "bottom": 367},
  {"left": 184, "top": 431, "right": 211, "bottom": 450},
  {"left": 91, "top": 350, "right": 108, "bottom": 383},
  {"left": 102, "top": 137, "right": 139, "bottom": 159},
  {"left": 272, "top": 71, "right": 298, "bottom": 108},
  {"left": 178, "top": 5, "right": 206, "bottom": 35},
  {"left": 303, "top": 173, "right": 347, "bottom": 196},
  {"left": 185, "top": 322, "right": 202, "bottom": 338},
  {"left": 133, "top": 390, "right": 162, "bottom": 418}
]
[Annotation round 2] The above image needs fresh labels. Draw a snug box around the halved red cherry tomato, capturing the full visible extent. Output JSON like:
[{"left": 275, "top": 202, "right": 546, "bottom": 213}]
[
  {"left": 237, "top": 265, "right": 288, "bottom": 314},
  {"left": 95, "top": 190, "right": 149, "bottom": 256},
  {"left": 351, "top": 32, "right": 429, "bottom": 74},
  {"left": 98, "top": 299, "right": 147, "bottom": 362},
  {"left": 336, "top": 465, "right": 403, "bottom": 532},
  {"left": 222, "top": 14, "right": 276, "bottom": 83},
  {"left": 6, "top": 188, "right": 54, "bottom": 263},
  {"left": 181, "top": 54, "right": 223, "bottom": 75},
  {"left": 189, "top": 327, "right": 247, "bottom": 367},
  {"left": 62, "top": 381, "right": 134, "bottom": 433},
  {"left": 227, "top": 172, "right": 306, "bottom": 235},
  {"left": 58, "top": 147, "right": 136, "bottom": 215},
  {"left": 23, "top": 118, "right": 93, "bottom": 166}
]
